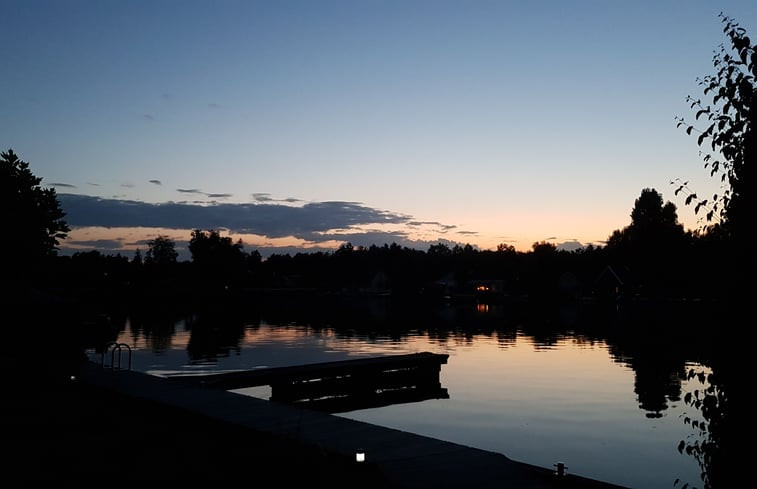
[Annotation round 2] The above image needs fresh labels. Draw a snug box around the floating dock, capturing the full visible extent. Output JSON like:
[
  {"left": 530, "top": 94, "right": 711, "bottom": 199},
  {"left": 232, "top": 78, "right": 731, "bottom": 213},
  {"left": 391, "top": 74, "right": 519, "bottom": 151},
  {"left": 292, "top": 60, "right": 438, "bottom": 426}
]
[{"left": 168, "top": 351, "right": 449, "bottom": 413}]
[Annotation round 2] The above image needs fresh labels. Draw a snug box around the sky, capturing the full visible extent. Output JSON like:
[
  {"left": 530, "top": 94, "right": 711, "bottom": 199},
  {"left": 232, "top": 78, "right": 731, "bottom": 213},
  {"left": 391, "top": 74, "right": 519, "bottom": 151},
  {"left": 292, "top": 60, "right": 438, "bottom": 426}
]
[{"left": 3, "top": 1, "right": 755, "bottom": 259}]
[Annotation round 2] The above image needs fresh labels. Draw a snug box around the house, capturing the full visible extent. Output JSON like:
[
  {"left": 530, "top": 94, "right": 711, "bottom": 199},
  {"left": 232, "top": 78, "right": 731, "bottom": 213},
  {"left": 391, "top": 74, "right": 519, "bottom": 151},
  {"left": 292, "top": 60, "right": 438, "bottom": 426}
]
[
  {"left": 592, "top": 265, "right": 637, "bottom": 300},
  {"left": 469, "top": 279, "right": 506, "bottom": 302}
]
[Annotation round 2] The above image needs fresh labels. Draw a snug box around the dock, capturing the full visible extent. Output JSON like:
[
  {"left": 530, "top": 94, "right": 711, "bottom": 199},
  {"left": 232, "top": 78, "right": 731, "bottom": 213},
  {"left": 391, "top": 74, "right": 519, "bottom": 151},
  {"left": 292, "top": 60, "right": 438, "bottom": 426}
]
[
  {"left": 76, "top": 353, "right": 629, "bottom": 489},
  {"left": 167, "top": 351, "right": 450, "bottom": 413}
]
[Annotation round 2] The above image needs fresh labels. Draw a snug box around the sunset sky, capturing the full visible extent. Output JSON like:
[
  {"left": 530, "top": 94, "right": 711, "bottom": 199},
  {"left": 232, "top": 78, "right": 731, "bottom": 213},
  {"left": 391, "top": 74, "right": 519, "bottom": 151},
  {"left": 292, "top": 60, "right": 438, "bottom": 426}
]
[{"left": 3, "top": 1, "right": 755, "bottom": 258}]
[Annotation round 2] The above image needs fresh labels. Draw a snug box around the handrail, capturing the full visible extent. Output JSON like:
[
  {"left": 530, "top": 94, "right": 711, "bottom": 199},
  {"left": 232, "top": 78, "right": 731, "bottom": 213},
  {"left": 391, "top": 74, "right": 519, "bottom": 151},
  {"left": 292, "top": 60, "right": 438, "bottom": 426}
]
[{"left": 101, "top": 342, "right": 132, "bottom": 371}]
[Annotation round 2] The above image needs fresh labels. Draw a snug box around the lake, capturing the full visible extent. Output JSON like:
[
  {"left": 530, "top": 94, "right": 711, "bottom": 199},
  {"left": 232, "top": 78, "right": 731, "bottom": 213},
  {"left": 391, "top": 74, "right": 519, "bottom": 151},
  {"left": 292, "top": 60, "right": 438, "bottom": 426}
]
[{"left": 100, "top": 295, "right": 711, "bottom": 489}]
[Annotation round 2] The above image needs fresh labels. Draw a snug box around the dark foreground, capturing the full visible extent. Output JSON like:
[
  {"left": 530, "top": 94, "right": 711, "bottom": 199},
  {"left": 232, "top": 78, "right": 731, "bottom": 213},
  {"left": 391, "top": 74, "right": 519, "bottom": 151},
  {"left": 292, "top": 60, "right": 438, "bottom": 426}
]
[{"left": 1, "top": 353, "right": 391, "bottom": 488}]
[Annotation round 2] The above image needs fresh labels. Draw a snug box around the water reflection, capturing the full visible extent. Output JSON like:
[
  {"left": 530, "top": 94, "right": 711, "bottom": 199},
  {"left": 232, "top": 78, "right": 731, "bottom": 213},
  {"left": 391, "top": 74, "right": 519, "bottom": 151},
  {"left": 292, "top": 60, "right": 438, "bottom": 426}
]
[
  {"left": 186, "top": 310, "right": 247, "bottom": 363},
  {"left": 99, "top": 295, "right": 720, "bottom": 489},
  {"left": 108, "top": 296, "right": 712, "bottom": 420}
]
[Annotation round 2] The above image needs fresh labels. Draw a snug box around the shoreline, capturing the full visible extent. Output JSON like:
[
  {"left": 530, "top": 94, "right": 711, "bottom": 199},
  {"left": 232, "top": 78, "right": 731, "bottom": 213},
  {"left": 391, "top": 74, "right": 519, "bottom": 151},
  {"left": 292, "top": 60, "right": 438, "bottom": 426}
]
[{"left": 1, "top": 352, "right": 392, "bottom": 487}]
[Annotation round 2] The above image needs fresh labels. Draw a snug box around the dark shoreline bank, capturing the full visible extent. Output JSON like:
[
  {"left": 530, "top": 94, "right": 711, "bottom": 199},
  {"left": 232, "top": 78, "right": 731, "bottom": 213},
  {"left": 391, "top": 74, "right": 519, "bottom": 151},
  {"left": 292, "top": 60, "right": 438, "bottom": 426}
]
[{"left": 1, "top": 352, "right": 392, "bottom": 487}]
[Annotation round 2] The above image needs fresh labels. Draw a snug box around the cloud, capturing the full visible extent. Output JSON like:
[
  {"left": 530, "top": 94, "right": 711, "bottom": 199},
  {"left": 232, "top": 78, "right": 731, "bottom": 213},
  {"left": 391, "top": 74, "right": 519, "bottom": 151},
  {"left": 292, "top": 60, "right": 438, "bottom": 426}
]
[
  {"left": 456, "top": 230, "right": 478, "bottom": 235},
  {"left": 121, "top": 183, "right": 135, "bottom": 188},
  {"left": 556, "top": 240, "right": 585, "bottom": 252},
  {"left": 57, "top": 194, "right": 456, "bottom": 249},
  {"left": 142, "top": 114, "right": 155, "bottom": 121},
  {"left": 407, "top": 221, "right": 457, "bottom": 233},
  {"left": 149, "top": 180, "right": 162, "bottom": 185},
  {"left": 65, "top": 238, "right": 125, "bottom": 250},
  {"left": 253, "top": 193, "right": 303, "bottom": 204},
  {"left": 50, "top": 182, "right": 77, "bottom": 188},
  {"left": 176, "top": 188, "right": 231, "bottom": 199}
]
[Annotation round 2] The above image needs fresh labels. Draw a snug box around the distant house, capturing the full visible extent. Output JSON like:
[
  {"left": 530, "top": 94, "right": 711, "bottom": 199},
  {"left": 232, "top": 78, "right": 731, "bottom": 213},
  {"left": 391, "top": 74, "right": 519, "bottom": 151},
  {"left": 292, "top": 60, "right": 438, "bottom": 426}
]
[
  {"left": 592, "top": 265, "right": 637, "bottom": 300},
  {"left": 469, "top": 279, "right": 506, "bottom": 302}
]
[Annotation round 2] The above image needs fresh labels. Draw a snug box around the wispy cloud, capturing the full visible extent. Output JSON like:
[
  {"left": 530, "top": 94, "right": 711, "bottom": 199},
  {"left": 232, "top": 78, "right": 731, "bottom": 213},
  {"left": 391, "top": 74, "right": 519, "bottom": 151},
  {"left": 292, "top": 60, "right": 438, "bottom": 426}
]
[
  {"left": 253, "top": 193, "right": 301, "bottom": 204},
  {"left": 176, "top": 188, "right": 231, "bottom": 199},
  {"left": 50, "top": 182, "right": 76, "bottom": 188},
  {"left": 407, "top": 221, "right": 456, "bottom": 232},
  {"left": 142, "top": 114, "right": 155, "bottom": 121},
  {"left": 149, "top": 180, "right": 162, "bottom": 185},
  {"left": 65, "top": 238, "right": 125, "bottom": 250}
]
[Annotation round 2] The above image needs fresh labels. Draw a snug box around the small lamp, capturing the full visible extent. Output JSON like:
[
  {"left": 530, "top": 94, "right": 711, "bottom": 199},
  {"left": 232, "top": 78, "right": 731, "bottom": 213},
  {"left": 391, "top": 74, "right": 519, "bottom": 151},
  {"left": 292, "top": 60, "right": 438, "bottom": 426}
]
[{"left": 355, "top": 449, "right": 365, "bottom": 463}]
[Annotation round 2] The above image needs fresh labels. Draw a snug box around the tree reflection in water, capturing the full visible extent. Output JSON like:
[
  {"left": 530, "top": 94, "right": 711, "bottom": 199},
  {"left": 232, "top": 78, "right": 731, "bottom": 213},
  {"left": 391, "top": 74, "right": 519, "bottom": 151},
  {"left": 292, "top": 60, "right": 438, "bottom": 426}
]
[{"left": 103, "top": 295, "right": 739, "bottom": 488}]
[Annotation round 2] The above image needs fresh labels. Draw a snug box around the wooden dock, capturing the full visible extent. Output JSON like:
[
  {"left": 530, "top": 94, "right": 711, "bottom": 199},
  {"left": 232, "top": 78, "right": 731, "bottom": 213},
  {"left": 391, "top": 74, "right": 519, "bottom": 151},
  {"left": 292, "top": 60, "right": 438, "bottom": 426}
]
[
  {"left": 167, "top": 352, "right": 450, "bottom": 413},
  {"left": 76, "top": 355, "right": 629, "bottom": 489}
]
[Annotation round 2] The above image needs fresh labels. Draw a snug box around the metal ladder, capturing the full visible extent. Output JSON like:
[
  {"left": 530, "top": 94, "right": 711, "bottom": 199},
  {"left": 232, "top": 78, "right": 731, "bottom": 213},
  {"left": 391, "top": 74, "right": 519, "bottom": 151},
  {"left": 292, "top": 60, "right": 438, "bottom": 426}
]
[{"left": 101, "top": 342, "right": 132, "bottom": 371}]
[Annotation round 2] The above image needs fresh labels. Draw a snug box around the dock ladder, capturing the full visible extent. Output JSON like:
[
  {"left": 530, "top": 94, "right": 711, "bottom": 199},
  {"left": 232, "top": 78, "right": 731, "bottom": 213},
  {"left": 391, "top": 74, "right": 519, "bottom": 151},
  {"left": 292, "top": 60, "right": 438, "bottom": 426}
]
[{"left": 101, "top": 342, "right": 132, "bottom": 371}]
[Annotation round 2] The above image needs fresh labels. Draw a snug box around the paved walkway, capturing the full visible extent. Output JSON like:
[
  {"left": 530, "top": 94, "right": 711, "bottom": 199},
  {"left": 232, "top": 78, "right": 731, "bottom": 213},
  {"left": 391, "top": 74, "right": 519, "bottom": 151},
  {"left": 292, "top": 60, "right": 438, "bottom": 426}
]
[{"left": 76, "top": 361, "right": 629, "bottom": 489}]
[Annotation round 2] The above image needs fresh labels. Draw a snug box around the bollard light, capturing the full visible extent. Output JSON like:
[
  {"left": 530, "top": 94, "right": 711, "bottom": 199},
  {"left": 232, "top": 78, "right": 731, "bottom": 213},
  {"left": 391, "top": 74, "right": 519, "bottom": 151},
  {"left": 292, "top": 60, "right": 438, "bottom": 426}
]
[{"left": 356, "top": 449, "right": 365, "bottom": 463}]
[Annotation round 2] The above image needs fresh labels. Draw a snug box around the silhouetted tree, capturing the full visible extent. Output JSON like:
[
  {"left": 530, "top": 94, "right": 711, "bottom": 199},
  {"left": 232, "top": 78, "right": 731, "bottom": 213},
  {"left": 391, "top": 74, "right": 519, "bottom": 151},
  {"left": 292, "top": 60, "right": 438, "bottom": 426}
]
[
  {"left": 531, "top": 241, "right": 557, "bottom": 254},
  {"left": 1, "top": 149, "right": 69, "bottom": 276},
  {"left": 145, "top": 235, "right": 178, "bottom": 265},
  {"left": 675, "top": 13, "right": 755, "bottom": 249},
  {"left": 188, "top": 229, "right": 247, "bottom": 289},
  {"left": 496, "top": 243, "right": 516, "bottom": 254},
  {"left": 427, "top": 242, "right": 452, "bottom": 255},
  {"left": 673, "top": 14, "right": 754, "bottom": 489},
  {"left": 604, "top": 188, "right": 689, "bottom": 296},
  {"left": 189, "top": 230, "right": 245, "bottom": 266},
  {"left": 607, "top": 188, "right": 685, "bottom": 248}
]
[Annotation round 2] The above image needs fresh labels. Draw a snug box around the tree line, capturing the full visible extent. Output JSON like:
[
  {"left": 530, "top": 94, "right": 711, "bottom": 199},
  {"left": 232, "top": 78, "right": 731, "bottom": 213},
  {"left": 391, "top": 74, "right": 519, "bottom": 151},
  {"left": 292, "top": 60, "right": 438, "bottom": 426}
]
[
  {"left": 0, "top": 142, "right": 744, "bottom": 305},
  {"left": 38, "top": 186, "right": 733, "bottom": 305}
]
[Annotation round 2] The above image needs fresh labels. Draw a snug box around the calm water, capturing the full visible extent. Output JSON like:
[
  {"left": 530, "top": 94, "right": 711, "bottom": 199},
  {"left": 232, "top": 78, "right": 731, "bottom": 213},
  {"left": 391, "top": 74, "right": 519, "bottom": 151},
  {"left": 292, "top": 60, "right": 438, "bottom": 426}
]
[{"left": 102, "top": 299, "right": 708, "bottom": 489}]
